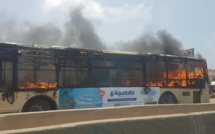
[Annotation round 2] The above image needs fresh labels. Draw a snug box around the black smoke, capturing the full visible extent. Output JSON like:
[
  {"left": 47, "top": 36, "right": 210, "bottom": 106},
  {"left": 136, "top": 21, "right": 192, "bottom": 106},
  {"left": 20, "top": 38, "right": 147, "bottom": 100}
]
[
  {"left": 113, "top": 30, "right": 183, "bottom": 55},
  {"left": 0, "top": 7, "right": 106, "bottom": 50},
  {"left": 22, "top": 23, "right": 62, "bottom": 45},
  {"left": 62, "top": 7, "right": 106, "bottom": 49},
  {"left": 0, "top": 6, "right": 183, "bottom": 55},
  {"left": 0, "top": 12, "right": 62, "bottom": 46}
]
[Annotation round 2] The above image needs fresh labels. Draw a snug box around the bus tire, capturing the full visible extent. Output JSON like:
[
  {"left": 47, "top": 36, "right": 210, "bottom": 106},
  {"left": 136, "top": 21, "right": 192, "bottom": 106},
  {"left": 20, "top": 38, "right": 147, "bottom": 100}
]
[
  {"left": 158, "top": 93, "right": 177, "bottom": 104},
  {"left": 23, "top": 98, "right": 51, "bottom": 112}
]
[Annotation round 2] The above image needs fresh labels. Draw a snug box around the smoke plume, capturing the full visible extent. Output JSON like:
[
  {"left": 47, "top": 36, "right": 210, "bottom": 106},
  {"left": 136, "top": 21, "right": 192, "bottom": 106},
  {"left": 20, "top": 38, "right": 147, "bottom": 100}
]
[
  {"left": 113, "top": 30, "right": 183, "bottom": 55},
  {"left": 0, "top": 17, "right": 62, "bottom": 46},
  {"left": 0, "top": 6, "right": 106, "bottom": 50},
  {"left": 62, "top": 7, "right": 106, "bottom": 49},
  {"left": 0, "top": 6, "right": 183, "bottom": 55},
  {"left": 22, "top": 23, "right": 62, "bottom": 45}
]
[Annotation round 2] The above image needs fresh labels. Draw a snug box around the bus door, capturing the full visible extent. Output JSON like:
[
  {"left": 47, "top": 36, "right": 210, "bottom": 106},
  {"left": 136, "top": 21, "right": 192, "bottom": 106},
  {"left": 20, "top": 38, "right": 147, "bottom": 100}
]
[
  {"left": 0, "top": 61, "right": 13, "bottom": 90},
  {"left": 187, "top": 60, "right": 205, "bottom": 103},
  {"left": 193, "top": 91, "right": 201, "bottom": 103},
  {"left": 0, "top": 60, "right": 16, "bottom": 105},
  {"left": 0, "top": 45, "right": 17, "bottom": 91}
]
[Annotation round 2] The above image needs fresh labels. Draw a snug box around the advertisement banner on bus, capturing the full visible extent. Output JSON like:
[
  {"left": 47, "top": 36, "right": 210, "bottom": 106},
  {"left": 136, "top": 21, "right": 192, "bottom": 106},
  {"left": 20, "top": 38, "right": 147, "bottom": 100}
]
[
  {"left": 101, "top": 87, "right": 160, "bottom": 107},
  {"left": 59, "top": 87, "right": 160, "bottom": 109}
]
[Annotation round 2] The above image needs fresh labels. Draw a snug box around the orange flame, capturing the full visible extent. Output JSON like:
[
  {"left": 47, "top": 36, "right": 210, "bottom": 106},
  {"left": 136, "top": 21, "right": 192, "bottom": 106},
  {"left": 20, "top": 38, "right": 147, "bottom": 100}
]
[
  {"left": 123, "top": 67, "right": 204, "bottom": 87},
  {"left": 146, "top": 67, "right": 204, "bottom": 87},
  {"left": 123, "top": 80, "right": 143, "bottom": 86},
  {"left": 80, "top": 51, "right": 87, "bottom": 55},
  {"left": 19, "top": 81, "right": 57, "bottom": 89}
]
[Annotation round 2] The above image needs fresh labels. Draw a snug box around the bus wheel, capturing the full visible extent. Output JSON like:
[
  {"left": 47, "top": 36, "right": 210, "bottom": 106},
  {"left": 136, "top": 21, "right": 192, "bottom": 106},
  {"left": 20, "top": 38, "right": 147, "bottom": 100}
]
[
  {"left": 24, "top": 98, "right": 51, "bottom": 112},
  {"left": 158, "top": 93, "right": 177, "bottom": 104}
]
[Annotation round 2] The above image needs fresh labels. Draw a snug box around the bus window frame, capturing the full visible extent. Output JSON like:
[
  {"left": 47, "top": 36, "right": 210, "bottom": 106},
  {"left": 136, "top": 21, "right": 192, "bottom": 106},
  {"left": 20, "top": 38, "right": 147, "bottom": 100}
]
[
  {"left": 91, "top": 59, "right": 116, "bottom": 87},
  {"left": 186, "top": 59, "right": 205, "bottom": 89},
  {"left": 166, "top": 58, "right": 187, "bottom": 87},
  {"left": 145, "top": 56, "right": 206, "bottom": 89},
  {"left": 17, "top": 48, "right": 56, "bottom": 90},
  {"left": 145, "top": 56, "right": 167, "bottom": 87},
  {"left": 114, "top": 55, "right": 143, "bottom": 87}
]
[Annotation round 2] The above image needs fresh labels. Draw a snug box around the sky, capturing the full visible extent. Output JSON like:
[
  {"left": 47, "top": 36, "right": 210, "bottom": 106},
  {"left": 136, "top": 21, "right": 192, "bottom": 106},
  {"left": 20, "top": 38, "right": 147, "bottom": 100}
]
[{"left": 0, "top": 0, "right": 215, "bottom": 68}]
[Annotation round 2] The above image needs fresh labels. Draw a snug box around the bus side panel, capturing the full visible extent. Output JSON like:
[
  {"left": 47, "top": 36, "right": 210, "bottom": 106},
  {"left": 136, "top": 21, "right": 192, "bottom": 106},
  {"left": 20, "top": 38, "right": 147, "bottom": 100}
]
[
  {"left": 58, "top": 87, "right": 160, "bottom": 109},
  {"left": 0, "top": 90, "right": 58, "bottom": 114},
  {"left": 178, "top": 89, "right": 209, "bottom": 103},
  {"left": 160, "top": 87, "right": 210, "bottom": 104}
]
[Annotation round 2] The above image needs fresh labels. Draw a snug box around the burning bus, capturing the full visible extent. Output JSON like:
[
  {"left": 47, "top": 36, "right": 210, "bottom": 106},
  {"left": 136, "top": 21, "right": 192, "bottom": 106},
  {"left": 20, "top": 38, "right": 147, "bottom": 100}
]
[{"left": 0, "top": 42, "right": 209, "bottom": 113}]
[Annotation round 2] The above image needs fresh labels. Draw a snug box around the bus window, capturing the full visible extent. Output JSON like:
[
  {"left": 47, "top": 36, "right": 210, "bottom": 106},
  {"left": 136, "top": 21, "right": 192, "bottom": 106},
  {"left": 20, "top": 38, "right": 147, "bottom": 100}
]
[
  {"left": 93, "top": 68, "right": 105, "bottom": 86},
  {"left": 92, "top": 60, "right": 116, "bottom": 87},
  {"left": 0, "top": 61, "right": 13, "bottom": 89},
  {"left": 18, "top": 57, "right": 34, "bottom": 86},
  {"left": 146, "top": 61, "right": 166, "bottom": 87},
  {"left": 187, "top": 60, "right": 204, "bottom": 88},
  {"left": 59, "top": 58, "right": 89, "bottom": 87},
  {"left": 59, "top": 68, "right": 88, "bottom": 87},
  {"left": 92, "top": 60, "right": 114, "bottom": 67},
  {"left": 120, "top": 69, "right": 143, "bottom": 86},
  {"left": 36, "top": 58, "right": 56, "bottom": 87},
  {"left": 59, "top": 67, "right": 73, "bottom": 86},
  {"left": 118, "top": 61, "right": 143, "bottom": 86},
  {"left": 76, "top": 68, "right": 89, "bottom": 86},
  {"left": 18, "top": 56, "right": 56, "bottom": 89},
  {"left": 92, "top": 68, "right": 116, "bottom": 86},
  {"left": 167, "top": 62, "right": 186, "bottom": 87}
]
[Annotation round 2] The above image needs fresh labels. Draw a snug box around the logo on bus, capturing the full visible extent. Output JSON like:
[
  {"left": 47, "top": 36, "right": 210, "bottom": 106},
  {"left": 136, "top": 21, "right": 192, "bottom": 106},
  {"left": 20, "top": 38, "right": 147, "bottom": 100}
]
[
  {"left": 110, "top": 90, "right": 135, "bottom": 97},
  {"left": 99, "top": 90, "right": 105, "bottom": 97}
]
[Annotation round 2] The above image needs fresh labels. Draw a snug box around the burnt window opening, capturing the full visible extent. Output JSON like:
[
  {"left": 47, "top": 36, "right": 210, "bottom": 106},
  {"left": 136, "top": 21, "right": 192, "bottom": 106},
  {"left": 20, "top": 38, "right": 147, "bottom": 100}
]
[
  {"left": 187, "top": 60, "right": 204, "bottom": 88},
  {"left": 59, "top": 67, "right": 89, "bottom": 87},
  {"left": 120, "top": 69, "right": 143, "bottom": 86},
  {"left": 0, "top": 61, "right": 13, "bottom": 90},
  {"left": 58, "top": 58, "right": 90, "bottom": 87},
  {"left": 146, "top": 58, "right": 205, "bottom": 88},
  {"left": 146, "top": 61, "right": 166, "bottom": 87},
  {"left": 91, "top": 60, "right": 116, "bottom": 87},
  {"left": 91, "top": 60, "right": 114, "bottom": 68},
  {"left": 18, "top": 56, "right": 56, "bottom": 89},
  {"left": 117, "top": 60, "right": 143, "bottom": 86},
  {"left": 167, "top": 62, "right": 186, "bottom": 87},
  {"left": 147, "top": 60, "right": 187, "bottom": 88}
]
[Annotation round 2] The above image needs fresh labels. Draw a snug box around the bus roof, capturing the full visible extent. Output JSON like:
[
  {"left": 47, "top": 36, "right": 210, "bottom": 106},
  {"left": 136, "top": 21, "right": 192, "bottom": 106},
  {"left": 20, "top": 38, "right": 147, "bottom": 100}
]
[
  {"left": 0, "top": 42, "right": 103, "bottom": 52},
  {"left": 102, "top": 49, "right": 202, "bottom": 61},
  {"left": 0, "top": 42, "right": 203, "bottom": 61}
]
